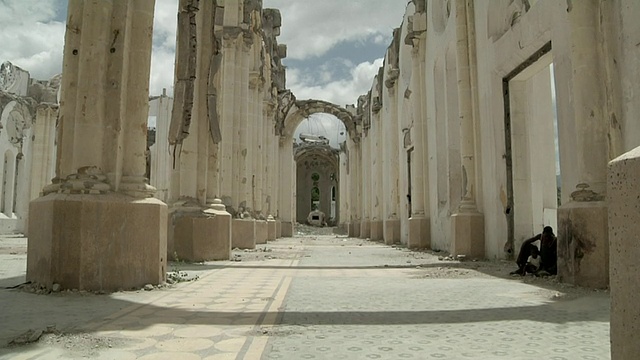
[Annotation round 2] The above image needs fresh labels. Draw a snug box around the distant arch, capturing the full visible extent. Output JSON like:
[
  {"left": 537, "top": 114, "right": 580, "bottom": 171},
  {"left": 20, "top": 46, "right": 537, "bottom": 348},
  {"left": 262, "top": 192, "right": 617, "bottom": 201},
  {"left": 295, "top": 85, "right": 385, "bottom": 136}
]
[{"left": 282, "top": 100, "right": 358, "bottom": 142}]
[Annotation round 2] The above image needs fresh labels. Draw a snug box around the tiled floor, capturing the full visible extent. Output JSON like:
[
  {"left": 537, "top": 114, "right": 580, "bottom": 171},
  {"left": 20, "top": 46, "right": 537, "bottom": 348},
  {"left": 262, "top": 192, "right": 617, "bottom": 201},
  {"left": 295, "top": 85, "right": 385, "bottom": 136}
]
[{"left": 0, "top": 235, "right": 610, "bottom": 359}]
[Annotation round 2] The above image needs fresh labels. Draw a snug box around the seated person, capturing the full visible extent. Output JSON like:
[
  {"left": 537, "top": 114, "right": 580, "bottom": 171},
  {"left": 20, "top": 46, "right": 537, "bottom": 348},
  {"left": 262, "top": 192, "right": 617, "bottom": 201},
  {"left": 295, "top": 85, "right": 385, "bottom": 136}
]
[
  {"left": 524, "top": 246, "right": 541, "bottom": 274},
  {"left": 511, "top": 226, "right": 557, "bottom": 276}
]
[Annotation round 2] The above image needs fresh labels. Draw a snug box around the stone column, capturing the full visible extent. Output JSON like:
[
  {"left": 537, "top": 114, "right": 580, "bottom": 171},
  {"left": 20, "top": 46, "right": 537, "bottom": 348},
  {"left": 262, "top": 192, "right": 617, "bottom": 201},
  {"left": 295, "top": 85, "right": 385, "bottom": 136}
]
[
  {"left": 555, "top": 1, "right": 609, "bottom": 288},
  {"left": 450, "top": 0, "right": 484, "bottom": 257},
  {"left": 168, "top": 0, "right": 232, "bottom": 262},
  {"left": 279, "top": 138, "right": 295, "bottom": 236},
  {"left": 360, "top": 131, "right": 371, "bottom": 238},
  {"left": 27, "top": 0, "right": 166, "bottom": 292},
  {"left": 609, "top": 147, "right": 640, "bottom": 359},
  {"left": 370, "top": 111, "right": 384, "bottom": 241},
  {"left": 337, "top": 152, "right": 345, "bottom": 228},
  {"left": 407, "top": 42, "right": 430, "bottom": 249},
  {"left": 219, "top": 29, "right": 239, "bottom": 211},
  {"left": 348, "top": 138, "right": 361, "bottom": 237},
  {"left": 383, "top": 85, "right": 401, "bottom": 245}
]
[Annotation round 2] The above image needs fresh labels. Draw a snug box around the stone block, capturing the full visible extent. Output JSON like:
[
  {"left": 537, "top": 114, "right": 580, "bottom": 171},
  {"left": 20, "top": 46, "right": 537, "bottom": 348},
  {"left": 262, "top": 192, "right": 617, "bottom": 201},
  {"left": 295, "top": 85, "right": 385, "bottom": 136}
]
[
  {"left": 172, "top": 209, "right": 231, "bottom": 262},
  {"left": 267, "top": 219, "right": 276, "bottom": 241},
  {"left": 27, "top": 193, "right": 167, "bottom": 292},
  {"left": 408, "top": 215, "right": 430, "bottom": 249},
  {"left": 370, "top": 220, "right": 383, "bottom": 241},
  {"left": 557, "top": 201, "right": 608, "bottom": 288},
  {"left": 281, "top": 221, "right": 293, "bottom": 237},
  {"left": 276, "top": 220, "right": 282, "bottom": 238},
  {"left": 349, "top": 221, "right": 361, "bottom": 238},
  {"left": 608, "top": 147, "right": 640, "bottom": 359},
  {"left": 451, "top": 211, "right": 484, "bottom": 258},
  {"left": 360, "top": 221, "right": 370, "bottom": 239},
  {"left": 232, "top": 219, "right": 255, "bottom": 249},
  {"left": 256, "top": 220, "right": 268, "bottom": 244},
  {"left": 383, "top": 219, "right": 401, "bottom": 245}
]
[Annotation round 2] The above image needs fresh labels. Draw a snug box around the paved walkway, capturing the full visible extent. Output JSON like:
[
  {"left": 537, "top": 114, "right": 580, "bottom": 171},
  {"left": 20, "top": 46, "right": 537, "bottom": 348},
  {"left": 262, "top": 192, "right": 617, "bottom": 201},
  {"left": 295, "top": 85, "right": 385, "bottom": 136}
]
[{"left": 0, "top": 235, "right": 611, "bottom": 359}]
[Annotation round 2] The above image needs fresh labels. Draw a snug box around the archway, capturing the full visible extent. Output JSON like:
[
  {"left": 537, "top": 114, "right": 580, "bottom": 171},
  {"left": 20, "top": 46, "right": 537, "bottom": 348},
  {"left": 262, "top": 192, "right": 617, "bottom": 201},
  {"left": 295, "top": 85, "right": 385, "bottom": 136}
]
[
  {"left": 277, "top": 99, "right": 358, "bottom": 235},
  {"left": 294, "top": 144, "right": 340, "bottom": 226}
]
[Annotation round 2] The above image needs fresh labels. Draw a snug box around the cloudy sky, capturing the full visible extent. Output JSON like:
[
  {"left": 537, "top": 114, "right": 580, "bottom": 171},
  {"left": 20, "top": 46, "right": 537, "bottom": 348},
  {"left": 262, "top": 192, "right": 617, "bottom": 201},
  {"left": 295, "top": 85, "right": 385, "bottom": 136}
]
[{"left": 0, "top": 0, "right": 409, "bottom": 147}]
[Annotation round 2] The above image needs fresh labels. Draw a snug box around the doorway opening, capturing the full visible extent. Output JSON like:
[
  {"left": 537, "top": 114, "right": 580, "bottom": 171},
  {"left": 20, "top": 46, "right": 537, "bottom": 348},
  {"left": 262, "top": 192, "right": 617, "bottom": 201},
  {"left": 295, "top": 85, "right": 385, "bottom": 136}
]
[{"left": 503, "top": 42, "right": 560, "bottom": 255}]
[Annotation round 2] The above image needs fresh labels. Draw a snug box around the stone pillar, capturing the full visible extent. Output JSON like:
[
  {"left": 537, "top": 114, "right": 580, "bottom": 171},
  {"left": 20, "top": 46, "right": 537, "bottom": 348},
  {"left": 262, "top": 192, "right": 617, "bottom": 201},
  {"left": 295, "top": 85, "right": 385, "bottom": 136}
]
[
  {"left": 407, "top": 41, "right": 430, "bottom": 249},
  {"left": 348, "top": 138, "right": 361, "bottom": 237},
  {"left": 338, "top": 150, "right": 349, "bottom": 231},
  {"left": 555, "top": 1, "right": 609, "bottom": 288},
  {"left": 235, "top": 40, "right": 251, "bottom": 214},
  {"left": 255, "top": 220, "right": 268, "bottom": 244},
  {"left": 360, "top": 132, "right": 371, "bottom": 239},
  {"left": 174, "top": 199, "right": 231, "bottom": 261},
  {"left": 167, "top": 1, "right": 231, "bottom": 263},
  {"left": 219, "top": 29, "right": 238, "bottom": 212},
  {"left": 383, "top": 81, "right": 401, "bottom": 246},
  {"left": 609, "top": 147, "right": 640, "bottom": 359},
  {"left": 450, "top": 0, "right": 484, "bottom": 258},
  {"left": 27, "top": 0, "right": 167, "bottom": 292},
  {"left": 267, "top": 215, "right": 276, "bottom": 241},
  {"left": 249, "top": 69, "right": 264, "bottom": 218},
  {"left": 279, "top": 139, "right": 295, "bottom": 236},
  {"left": 370, "top": 110, "right": 384, "bottom": 241}
]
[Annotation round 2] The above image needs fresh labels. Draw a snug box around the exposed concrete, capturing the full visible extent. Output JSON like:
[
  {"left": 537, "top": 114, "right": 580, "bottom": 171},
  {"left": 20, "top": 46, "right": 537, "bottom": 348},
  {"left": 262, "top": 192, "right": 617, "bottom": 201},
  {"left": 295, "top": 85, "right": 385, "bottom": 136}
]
[
  {"left": 370, "top": 220, "right": 383, "bottom": 241},
  {"left": 172, "top": 200, "right": 232, "bottom": 262},
  {"left": 232, "top": 219, "right": 256, "bottom": 249},
  {"left": 451, "top": 212, "right": 485, "bottom": 259},
  {"left": 383, "top": 219, "right": 401, "bottom": 245},
  {"left": 276, "top": 220, "right": 282, "bottom": 238},
  {"left": 348, "top": 221, "right": 361, "bottom": 238},
  {"left": 558, "top": 202, "right": 608, "bottom": 289},
  {"left": 281, "top": 221, "right": 293, "bottom": 237},
  {"left": 408, "top": 216, "right": 429, "bottom": 249},
  {"left": 609, "top": 147, "right": 640, "bottom": 359},
  {"left": 27, "top": 194, "right": 167, "bottom": 291},
  {"left": 359, "top": 221, "right": 371, "bottom": 239},
  {"left": 255, "top": 220, "right": 268, "bottom": 244}
]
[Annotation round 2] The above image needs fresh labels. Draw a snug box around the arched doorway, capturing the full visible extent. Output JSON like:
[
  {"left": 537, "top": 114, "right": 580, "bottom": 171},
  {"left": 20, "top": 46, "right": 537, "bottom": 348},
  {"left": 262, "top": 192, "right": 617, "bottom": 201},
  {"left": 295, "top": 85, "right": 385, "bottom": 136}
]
[
  {"left": 294, "top": 145, "right": 340, "bottom": 226},
  {"left": 277, "top": 99, "right": 360, "bottom": 235}
]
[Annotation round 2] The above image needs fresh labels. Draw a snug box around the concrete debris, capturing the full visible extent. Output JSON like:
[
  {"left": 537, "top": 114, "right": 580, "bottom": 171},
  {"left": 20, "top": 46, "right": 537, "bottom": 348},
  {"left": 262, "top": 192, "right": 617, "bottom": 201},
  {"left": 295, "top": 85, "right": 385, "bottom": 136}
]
[{"left": 9, "top": 325, "right": 59, "bottom": 346}]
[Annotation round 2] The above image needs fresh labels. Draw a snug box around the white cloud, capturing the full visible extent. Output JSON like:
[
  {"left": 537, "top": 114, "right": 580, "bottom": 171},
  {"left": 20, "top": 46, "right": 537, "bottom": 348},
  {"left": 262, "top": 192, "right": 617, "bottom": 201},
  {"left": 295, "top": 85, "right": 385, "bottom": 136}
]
[
  {"left": 150, "top": 0, "right": 179, "bottom": 96},
  {"left": 288, "top": 58, "right": 384, "bottom": 106},
  {"left": 0, "top": 0, "right": 64, "bottom": 80},
  {"left": 294, "top": 114, "right": 347, "bottom": 149},
  {"left": 0, "top": 0, "right": 404, "bottom": 107},
  {"left": 262, "top": 0, "right": 408, "bottom": 60}
]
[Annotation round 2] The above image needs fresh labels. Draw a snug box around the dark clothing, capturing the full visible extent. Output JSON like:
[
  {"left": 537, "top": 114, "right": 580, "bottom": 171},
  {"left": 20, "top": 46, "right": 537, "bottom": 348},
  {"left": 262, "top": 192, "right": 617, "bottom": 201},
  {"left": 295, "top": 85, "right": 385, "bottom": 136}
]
[
  {"left": 513, "top": 232, "right": 558, "bottom": 275},
  {"left": 539, "top": 233, "right": 557, "bottom": 274}
]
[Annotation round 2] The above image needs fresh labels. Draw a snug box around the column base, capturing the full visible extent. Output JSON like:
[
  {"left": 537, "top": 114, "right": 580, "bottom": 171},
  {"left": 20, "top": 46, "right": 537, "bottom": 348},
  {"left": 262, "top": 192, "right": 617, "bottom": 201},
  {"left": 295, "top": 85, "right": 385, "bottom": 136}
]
[
  {"left": 383, "top": 219, "right": 401, "bottom": 245},
  {"left": 408, "top": 215, "right": 430, "bottom": 249},
  {"left": 27, "top": 193, "right": 167, "bottom": 292},
  {"left": 171, "top": 209, "right": 231, "bottom": 262},
  {"left": 557, "top": 201, "right": 608, "bottom": 288},
  {"left": 370, "top": 220, "right": 383, "bottom": 241},
  {"left": 609, "top": 149, "right": 640, "bottom": 359},
  {"left": 256, "top": 220, "right": 268, "bottom": 244},
  {"left": 267, "top": 219, "right": 276, "bottom": 241},
  {"left": 349, "top": 221, "right": 361, "bottom": 238},
  {"left": 451, "top": 211, "right": 485, "bottom": 258},
  {"left": 281, "top": 221, "right": 294, "bottom": 237},
  {"left": 360, "top": 220, "right": 371, "bottom": 239},
  {"left": 276, "top": 220, "right": 282, "bottom": 238},
  {"left": 232, "top": 219, "right": 256, "bottom": 249}
]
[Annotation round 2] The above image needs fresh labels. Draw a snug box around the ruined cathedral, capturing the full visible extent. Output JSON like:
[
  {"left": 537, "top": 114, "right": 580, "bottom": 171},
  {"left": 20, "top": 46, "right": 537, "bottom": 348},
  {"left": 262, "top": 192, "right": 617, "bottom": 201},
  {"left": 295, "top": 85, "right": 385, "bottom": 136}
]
[{"left": 1, "top": 0, "right": 639, "bottom": 358}]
